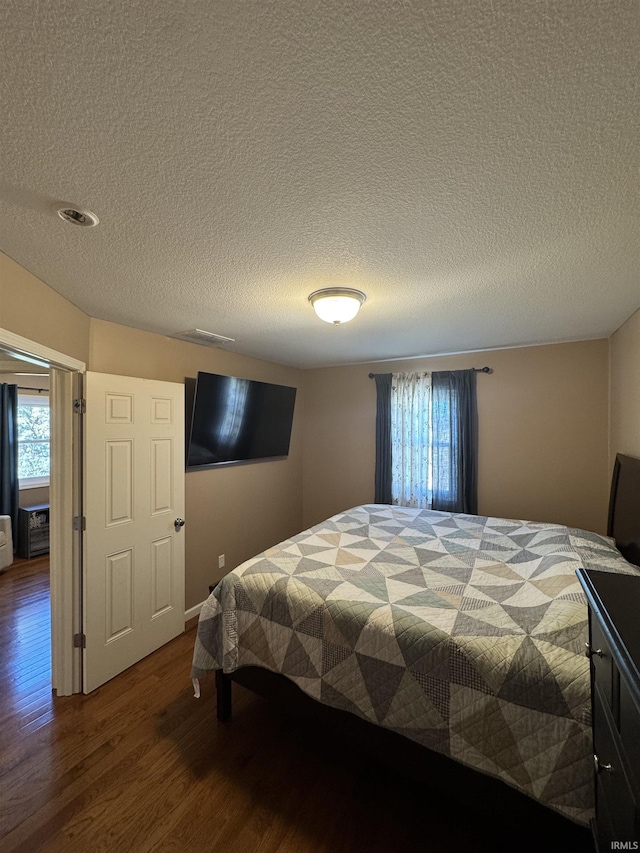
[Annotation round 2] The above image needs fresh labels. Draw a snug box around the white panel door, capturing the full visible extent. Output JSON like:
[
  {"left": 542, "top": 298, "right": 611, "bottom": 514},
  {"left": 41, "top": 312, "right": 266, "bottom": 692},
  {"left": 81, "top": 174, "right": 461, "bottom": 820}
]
[{"left": 83, "top": 373, "right": 185, "bottom": 693}]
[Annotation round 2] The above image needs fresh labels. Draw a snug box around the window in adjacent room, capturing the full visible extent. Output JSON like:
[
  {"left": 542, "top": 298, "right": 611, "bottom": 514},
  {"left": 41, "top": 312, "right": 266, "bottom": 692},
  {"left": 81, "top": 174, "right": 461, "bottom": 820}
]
[{"left": 17, "top": 393, "right": 50, "bottom": 488}]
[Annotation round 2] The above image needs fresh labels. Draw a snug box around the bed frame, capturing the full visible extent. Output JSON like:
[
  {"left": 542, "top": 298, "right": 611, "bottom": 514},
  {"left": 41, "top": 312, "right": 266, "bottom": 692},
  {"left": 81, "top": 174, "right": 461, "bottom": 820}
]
[
  {"left": 212, "top": 453, "right": 640, "bottom": 835},
  {"left": 608, "top": 452, "right": 640, "bottom": 565}
]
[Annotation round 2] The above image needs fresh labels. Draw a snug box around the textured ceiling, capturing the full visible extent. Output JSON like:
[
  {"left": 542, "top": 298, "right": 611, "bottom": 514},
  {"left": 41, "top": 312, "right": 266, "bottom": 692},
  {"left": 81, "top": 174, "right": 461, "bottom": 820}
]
[{"left": 0, "top": 1, "right": 638, "bottom": 368}]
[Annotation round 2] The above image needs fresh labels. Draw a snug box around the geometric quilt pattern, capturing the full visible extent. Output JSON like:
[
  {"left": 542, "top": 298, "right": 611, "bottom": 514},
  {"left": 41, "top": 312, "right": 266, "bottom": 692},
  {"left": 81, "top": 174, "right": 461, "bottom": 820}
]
[{"left": 192, "top": 505, "right": 640, "bottom": 825}]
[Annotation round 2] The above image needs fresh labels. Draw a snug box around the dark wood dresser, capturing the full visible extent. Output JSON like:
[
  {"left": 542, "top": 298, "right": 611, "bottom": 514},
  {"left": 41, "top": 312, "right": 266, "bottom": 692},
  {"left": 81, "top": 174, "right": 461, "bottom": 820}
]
[
  {"left": 17, "top": 503, "right": 50, "bottom": 559},
  {"left": 577, "top": 569, "right": 640, "bottom": 851}
]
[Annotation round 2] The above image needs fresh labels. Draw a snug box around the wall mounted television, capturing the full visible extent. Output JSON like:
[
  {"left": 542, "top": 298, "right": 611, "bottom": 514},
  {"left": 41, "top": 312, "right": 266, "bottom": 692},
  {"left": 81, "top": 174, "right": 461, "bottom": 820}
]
[{"left": 185, "top": 372, "right": 297, "bottom": 470}]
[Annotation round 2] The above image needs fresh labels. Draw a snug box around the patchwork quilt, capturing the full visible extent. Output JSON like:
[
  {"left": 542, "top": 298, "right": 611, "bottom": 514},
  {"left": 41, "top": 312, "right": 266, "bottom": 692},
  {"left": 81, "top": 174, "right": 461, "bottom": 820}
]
[{"left": 191, "top": 505, "right": 640, "bottom": 824}]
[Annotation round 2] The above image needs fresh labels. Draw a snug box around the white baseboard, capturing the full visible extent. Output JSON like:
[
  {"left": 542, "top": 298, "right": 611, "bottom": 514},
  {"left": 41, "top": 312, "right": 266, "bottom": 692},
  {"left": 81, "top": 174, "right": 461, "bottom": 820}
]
[{"left": 185, "top": 599, "right": 207, "bottom": 623}]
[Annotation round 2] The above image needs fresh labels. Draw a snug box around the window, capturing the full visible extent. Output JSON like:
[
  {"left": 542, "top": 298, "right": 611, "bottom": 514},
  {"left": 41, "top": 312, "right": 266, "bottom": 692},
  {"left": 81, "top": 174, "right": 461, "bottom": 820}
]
[
  {"left": 390, "top": 373, "right": 433, "bottom": 508},
  {"left": 430, "top": 384, "right": 455, "bottom": 502},
  {"left": 17, "top": 393, "right": 50, "bottom": 487},
  {"left": 376, "top": 369, "right": 477, "bottom": 515}
]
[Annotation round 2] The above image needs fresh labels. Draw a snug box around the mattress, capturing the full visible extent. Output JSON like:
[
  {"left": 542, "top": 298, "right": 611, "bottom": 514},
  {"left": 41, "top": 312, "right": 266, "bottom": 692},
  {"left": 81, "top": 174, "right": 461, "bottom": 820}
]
[{"left": 191, "top": 504, "right": 640, "bottom": 824}]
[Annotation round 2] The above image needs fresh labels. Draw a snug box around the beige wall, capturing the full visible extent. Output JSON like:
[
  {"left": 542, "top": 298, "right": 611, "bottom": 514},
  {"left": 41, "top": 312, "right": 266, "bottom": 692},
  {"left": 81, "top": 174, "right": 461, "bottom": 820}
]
[
  {"left": 610, "top": 307, "right": 640, "bottom": 466},
  {"left": 1, "top": 252, "right": 618, "bottom": 608},
  {"left": 89, "top": 320, "right": 303, "bottom": 609},
  {"left": 303, "top": 340, "right": 610, "bottom": 534},
  {"left": 19, "top": 486, "right": 50, "bottom": 508},
  {"left": 1, "top": 255, "right": 303, "bottom": 612},
  {"left": 0, "top": 252, "right": 90, "bottom": 363}
]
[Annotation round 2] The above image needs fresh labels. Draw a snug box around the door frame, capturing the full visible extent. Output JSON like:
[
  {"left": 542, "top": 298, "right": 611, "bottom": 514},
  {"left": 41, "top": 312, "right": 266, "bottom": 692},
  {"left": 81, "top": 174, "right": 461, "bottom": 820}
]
[{"left": 0, "top": 326, "right": 85, "bottom": 695}]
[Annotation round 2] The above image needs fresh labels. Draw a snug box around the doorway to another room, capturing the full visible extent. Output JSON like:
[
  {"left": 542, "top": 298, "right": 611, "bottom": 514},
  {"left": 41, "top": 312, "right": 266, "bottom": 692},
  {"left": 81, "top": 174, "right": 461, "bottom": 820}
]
[
  {"left": 0, "top": 327, "right": 84, "bottom": 699},
  {"left": 0, "top": 327, "right": 186, "bottom": 700},
  {"left": 0, "top": 351, "right": 53, "bottom": 727}
]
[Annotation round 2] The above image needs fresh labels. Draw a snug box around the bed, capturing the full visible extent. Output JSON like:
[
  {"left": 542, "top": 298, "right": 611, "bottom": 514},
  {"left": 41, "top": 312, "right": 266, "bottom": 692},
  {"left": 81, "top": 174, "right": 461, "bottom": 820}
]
[{"left": 191, "top": 454, "right": 640, "bottom": 827}]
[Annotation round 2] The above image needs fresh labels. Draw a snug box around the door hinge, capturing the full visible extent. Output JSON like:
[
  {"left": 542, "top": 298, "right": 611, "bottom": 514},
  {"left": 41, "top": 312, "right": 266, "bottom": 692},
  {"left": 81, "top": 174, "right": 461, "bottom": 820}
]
[
  {"left": 73, "top": 398, "right": 86, "bottom": 414},
  {"left": 73, "top": 632, "right": 86, "bottom": 649},
  {"left": 72, "top": 515, "right": 86, "bottom": 531}
]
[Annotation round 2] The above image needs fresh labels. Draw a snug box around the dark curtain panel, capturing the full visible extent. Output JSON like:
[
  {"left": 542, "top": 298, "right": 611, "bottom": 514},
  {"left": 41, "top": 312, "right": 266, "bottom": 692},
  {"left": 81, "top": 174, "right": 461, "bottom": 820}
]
[
  {"left": 0, "top": 383, "right": 19, "bottom": 550},
  {"left": 373, "top": 373, "right": 392, "bottom": 504},
  {"left": 431, "top": 370, "right": 478, "bottom": 514}
]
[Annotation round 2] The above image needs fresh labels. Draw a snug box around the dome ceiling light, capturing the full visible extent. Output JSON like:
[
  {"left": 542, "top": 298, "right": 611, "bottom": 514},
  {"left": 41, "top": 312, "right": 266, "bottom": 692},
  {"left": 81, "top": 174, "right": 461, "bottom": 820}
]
[{"left": 308, "top": 288, "right": 366, "bottom": 325}]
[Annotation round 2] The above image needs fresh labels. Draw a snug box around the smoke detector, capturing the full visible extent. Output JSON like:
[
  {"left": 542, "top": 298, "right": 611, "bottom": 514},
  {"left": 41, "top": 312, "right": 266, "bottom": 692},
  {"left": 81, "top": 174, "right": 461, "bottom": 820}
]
[
  {"left": 172, "top": 329, "right": 235, "bottom": 347},
  {"left": 53, "top": 204, "right": 99, "bottom": 227}
]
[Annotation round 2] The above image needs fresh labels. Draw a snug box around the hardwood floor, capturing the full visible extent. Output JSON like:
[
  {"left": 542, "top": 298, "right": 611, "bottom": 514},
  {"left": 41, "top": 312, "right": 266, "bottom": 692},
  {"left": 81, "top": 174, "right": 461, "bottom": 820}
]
[
  {"left": 0, "top": 559, "right": 593, "bottom": 852},
  {"left": 0, "top": 556, "right": 53, "bottom": 740}
]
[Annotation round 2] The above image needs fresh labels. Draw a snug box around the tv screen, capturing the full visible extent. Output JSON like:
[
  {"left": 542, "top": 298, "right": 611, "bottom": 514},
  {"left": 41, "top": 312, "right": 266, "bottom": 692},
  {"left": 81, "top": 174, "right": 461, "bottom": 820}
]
[{"left": 186, "top": 372, "right": 297, "bottom": 469}]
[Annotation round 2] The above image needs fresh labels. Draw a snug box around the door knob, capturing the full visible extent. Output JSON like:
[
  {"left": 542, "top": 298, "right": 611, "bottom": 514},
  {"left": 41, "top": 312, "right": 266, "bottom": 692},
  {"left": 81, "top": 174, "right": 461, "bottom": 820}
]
[
  {"left": 585, "top": 642, "right": 603, "bottom": 659},
  {"left": 174, "top": 518, "right": 185, "bottom": 532}
]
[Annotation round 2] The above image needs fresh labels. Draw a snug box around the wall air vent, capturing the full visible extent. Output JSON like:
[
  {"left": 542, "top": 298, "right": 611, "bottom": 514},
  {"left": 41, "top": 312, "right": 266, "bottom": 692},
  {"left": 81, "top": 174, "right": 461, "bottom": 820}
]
[{"left": 172, "top": 329, "right": 235, "bottom": 347}]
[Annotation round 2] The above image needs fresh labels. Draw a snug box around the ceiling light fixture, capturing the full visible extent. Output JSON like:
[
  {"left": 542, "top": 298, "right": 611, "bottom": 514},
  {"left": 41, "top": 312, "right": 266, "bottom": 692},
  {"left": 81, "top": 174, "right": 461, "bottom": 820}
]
[
  {"left": 53, "top": 204, "right": 99, "bottom": 227},
  {"left": 308, "top": 288, "right": 366, "bottom": 325}
]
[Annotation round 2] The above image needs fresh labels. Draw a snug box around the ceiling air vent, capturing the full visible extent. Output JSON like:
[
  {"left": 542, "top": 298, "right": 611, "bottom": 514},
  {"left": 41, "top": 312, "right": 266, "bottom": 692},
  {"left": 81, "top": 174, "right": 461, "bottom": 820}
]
[{"left": 172, "top": 329, "right": 235, "bottom": 347}]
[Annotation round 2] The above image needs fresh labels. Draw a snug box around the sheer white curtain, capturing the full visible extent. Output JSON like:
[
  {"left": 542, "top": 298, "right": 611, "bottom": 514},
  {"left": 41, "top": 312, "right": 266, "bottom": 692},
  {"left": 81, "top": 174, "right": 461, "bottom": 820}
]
[{"left": 390, "top": 372, "right": 432, "bottom": 508}]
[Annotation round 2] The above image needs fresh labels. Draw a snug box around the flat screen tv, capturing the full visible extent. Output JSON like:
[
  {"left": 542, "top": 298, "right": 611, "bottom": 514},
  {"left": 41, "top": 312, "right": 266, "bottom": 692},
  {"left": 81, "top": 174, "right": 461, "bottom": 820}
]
[{"left": 186, "top": 372, "right": 297, "bottom": 469}]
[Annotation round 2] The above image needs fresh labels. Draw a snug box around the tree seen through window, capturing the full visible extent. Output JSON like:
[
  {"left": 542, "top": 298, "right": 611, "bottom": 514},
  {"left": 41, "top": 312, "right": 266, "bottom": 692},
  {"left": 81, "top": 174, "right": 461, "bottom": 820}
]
[{"left": 17, "top": 400, "right": 50, "bottom": 480}]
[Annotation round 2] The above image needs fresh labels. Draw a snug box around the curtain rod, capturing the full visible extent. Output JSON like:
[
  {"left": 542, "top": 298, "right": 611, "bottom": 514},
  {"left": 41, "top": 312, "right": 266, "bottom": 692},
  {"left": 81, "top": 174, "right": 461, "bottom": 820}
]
[
  {"left": 17, "top": 386, "right": 48, "bottom": 393},
  {"left": 368, "top": 366, "right": 493, "bottom": 378}
]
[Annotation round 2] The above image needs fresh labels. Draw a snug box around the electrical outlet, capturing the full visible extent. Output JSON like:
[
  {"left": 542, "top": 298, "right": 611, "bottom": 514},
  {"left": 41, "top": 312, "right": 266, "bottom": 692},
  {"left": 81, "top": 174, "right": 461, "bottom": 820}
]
[{"left": 218, "top": 554, "right": 225, "bottom": 569}]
